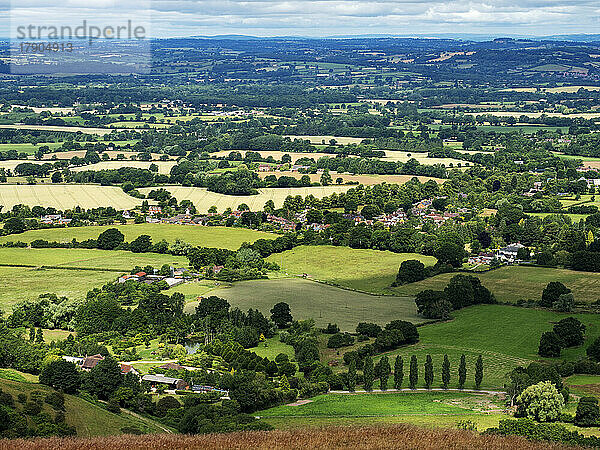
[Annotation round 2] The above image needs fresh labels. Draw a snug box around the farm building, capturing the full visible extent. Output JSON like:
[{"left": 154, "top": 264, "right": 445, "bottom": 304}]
[{"left": 141, "top": 374, "right": 188, "bottom": 390}]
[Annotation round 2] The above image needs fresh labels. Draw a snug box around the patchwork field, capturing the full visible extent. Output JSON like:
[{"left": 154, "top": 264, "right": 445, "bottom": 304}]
[
  {"left": 210, "top": 150, "right": 336, "bottom": 162},
  {"left": 138, "top": 185, "right": 353, "bottom": 213},
  {"left": 367, "top": 304, "right": 600, "bottom": 389},
  {"left": 0, "top": 184, "right": 141, "bottom": 209},
  {"left": 184, "top": 278, "right": 423, "bottom": 330},
  {"left": 267, "top": 245, "right": 437, "bottom": 294},
  {"left": 0, "top": 224, "right": 274, "bottom": 249},
  {"left": 0, "top": 124, "right": 119, "bottom": 135},
  {"left": 392, "top": 265, "right": 600, "bottom": 304},
  {"left": 0, "top": 142, "right": 64, "bottom": 154}
]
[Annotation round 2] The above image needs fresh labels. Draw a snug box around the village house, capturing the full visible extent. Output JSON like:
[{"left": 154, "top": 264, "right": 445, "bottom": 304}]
[
  {"left": 147, "top": 205, "right": 162, "bottom": 215},
  {"left": 257, "top": 164, "right": 270, "bottom": 172},
  {"left": 496, "top": 243, "right": 526, "bottom": 263},
  {"left": 40, "top": 214, "right": 72, "bottom": 225}
]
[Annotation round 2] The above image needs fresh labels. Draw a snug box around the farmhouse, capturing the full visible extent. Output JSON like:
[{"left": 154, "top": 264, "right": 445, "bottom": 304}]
[{"left": 141, "top": 374, "right": 188, "bottom": 390}]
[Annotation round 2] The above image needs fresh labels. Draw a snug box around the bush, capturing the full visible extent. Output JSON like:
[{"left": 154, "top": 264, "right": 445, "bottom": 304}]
[
  {"left": 575, "top": 397, "right": 600, "bottom": 427},
  {"left": 587, "top": 336, "right": 600, "bottom": 362},
  {"left": 106, "top": 399, "right": 121, "bottom": 414},
  {"left": 396, "top": 260, "right": 427, "bottom": 284},
  {"left": 155, "top": 395, "right": 181, "bottom": 417},
  {"left": 356, "top": 322, "right": 381, "bottom": 338},
  {"left": 488, "top": 418, "right": 600, "bottom": 447},
  {"left": 553, "top": 317, "right": 585, "bottom": 348},
  {"left": 538, "top": 332, "right": 562, "bottom": 358},
  {"left": 516, "top": 381, "right": 564, "bottom": 422},
  {"left": 44, "top": 391, "right": 65, "bottom": 411},
  {"left": 327, "top": 333, "right": 355, "bottom": 349},
  {"left": 322, "top": 323, "right": 340, "bottom": 334}
]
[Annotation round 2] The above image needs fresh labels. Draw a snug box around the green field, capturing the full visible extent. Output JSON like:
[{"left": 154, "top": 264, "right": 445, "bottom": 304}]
[
  {"left": 0, "top": 224, "right": 276, "bottom": 250},
  {"left": 0, "top": 184, "right": 141, "bottom": 209},
  {"left": 139, "top": 186, "right": 353, "bottom": 213},
  {"left": 366, "top": 304, "right": 600, "bottom": 389},
  {"left": 0, "top": 247, "right": 184, "bottom": 269},
  {"left": 0, "top": 378, "right": 166, "bottom": 436},
  {"left": 0, "top": 247, "right": 187, "bottom": 309},
  {"left": 0, "top": 142, "right": 64, "bottom": 154},
  {"left": 0, "top": 266, "right": 117, "bottom": 309},
  {"left": 392, "top": 265, "right": 600, "bottom": 304},
  {"left": 267, "top": 245, "right": 436, "bottom": 294},
  {"left": 184, "top": 278, "right": 423, "bottom": 330}
]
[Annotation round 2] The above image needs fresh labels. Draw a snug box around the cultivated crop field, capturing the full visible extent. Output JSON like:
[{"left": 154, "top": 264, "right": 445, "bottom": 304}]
[
  {"left": 283, "top": 135, "right": 365, "bottom": 145},
  {"left": 184, "top": 278, "right": 423, "bottom": 330},
  {"left": 383, "top": 150, "right": 468, "bottom": 167},
  {"left": 138, "top": 186, "right": 353, "bottom": 213},
  {"left": 259, "top": 171, "right": 443, "bottom": 185},
  {"left": 267, "top": 245, "right": 437, "bottom": 294},
  {"left": 392, "top": 265, "right": 600, "bottom": 303},
  {"left": 0, "top": 224, "right": 274, "bottom": 249},
  {"left": 0, "top": 184, "right": 141, "bottom": 209},
  {"left": 71, "top": 160, "right": 177, "bottom": 174}
]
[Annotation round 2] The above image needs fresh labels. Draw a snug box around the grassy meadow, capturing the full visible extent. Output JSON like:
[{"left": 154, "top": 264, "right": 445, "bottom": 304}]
[
  {"left": 0, "top": 224, "right": 275, "bottom": 250},
  {"left": 392, "top": 265, "right": 600, "bottom": 304},
  {"left": 267, "top": 245, "right": 436, "bottom": 294},
  {"left": 364, "top": 304, "right": 600, "bottom": 389},
  {"left": 184, "top": 278, "right": 423, "bottom": 330}
]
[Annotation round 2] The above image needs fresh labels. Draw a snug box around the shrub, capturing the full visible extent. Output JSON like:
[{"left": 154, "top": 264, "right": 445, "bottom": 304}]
[
  {"left": 553, "top": 317, "right": 585, "bottom": 348},
  {"left": 575, "top": 397, "right": 600, "bottom": 427},
  {"left": 538, "top": 331, "right": 562, "bottom": 358},
  {"left": 356, "top": 322, "right": 381, "bottom": 338},
  {"left": 516, "top": 381, "right": 564, "bottom": 422},
  {"left": 327, "top": 333, "right": 355, "bottom": 349}
]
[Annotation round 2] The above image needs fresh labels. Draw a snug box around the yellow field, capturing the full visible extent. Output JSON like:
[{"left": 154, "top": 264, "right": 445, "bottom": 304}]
[
  {"left": 502, "top": 86, "right": 600, "bottom": 93},
  {"left": 42, "top": 150, "right": 165, "bottom": 161},
  {"left": 284, "top": 135, "right": 365, "bottom": 145},
  {"left": 210, "top": 150, "right": 336, "bottom": 162},
  {"left": 0, "top": 160, "right": 49, "bottom": 171},
  {"left": 464, "top": 111, "right": 600, "bottom": 119},
  {"left": 0, "top": 184, "right": 141, "bottom": 209},
  {"left": 383, "top": 150, "right": 468, "bottom": 167},
  {"left": 71, "top": 160, "right": 176, "bottom": 174},
  {"left": 139, "top": 185, "right": 353, "bottom": 212},
  {"left": 259, "top": 171, "right": 443, "bottom": 185}
]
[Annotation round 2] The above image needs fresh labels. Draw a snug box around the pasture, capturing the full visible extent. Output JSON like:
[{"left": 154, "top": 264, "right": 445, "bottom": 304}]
[
  {"left": 392, "top": 265, "right": 600, "bottom": 304},
  {"left": 138, "top": 185, "right": 353, "bottom": 213},
  {"left": 0, "top": 142, "right": 63, "bottom": 154},
  {"left": 368, "top": 304, "right": 600, "bottom": 389},
  {"left": 184, "top": 278, "right": 423, "bottom": 330},
  {"left": 0, "top": 124, "right": 118, "bottom": 135},
  {"left": 0, "top": 184, "right": 141, "bottom": 209},
  {"left": 0, "top": 224, "right": 274, "bottom": 249},
  {"left": 267, "top": 245, "right": 437, "bottom": 294}
]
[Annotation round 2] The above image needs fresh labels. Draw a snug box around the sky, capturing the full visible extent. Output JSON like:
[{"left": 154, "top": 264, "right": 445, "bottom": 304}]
[{"left": 1, "top": 0, "right": 600, "bottom": 39}]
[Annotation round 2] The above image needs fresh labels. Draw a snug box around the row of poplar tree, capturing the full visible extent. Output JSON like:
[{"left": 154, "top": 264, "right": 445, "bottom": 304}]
[{"left": 346, "top": 354, "right": 484, "bottom": 391}]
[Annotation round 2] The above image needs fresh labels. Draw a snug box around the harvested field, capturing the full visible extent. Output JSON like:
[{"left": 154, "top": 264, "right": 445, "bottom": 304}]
[
  {"left": 0, "top": 424, "right": 570, "bottom": 449},
  {"left": 258, "top": 171, "right": 443, "bottom": 185}
]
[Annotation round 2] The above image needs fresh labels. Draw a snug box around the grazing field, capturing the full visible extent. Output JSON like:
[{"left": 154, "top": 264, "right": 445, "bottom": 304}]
[
  {"left": 138, "top": 185, "right": 353, "bottom": 213},
  {"left": 0, "top": 124, "right": 119, "bottom": 135},
  {"left": 71, "top": 160, "right": 177, "bottom": 174},
  {"left": 0, "top": 184, "right": 141, "bottom": 209},
  {"left": 0, "top": 247, "right": 184, "bottom": 270},
  {"left": 260, "top": 392, "right": 500, "bottom": 418},
  {"left": 0, "top": 224, "right": 275, "bottom": 249},
  {"left": 392, "top": 265, "right": 600, "bottom": 304},
  {"left": 184, "top": 278, "right": 424, "bottom": 330},
  {"left": 267, "top": 245, "right": 437, "bottom": 294},
  {"left": 259, "top": 171, "right": 443, "bottom": 185},
  {"left": 0, "top": 266, "right": 117, "bottom": 309},
  {"left": 369, "top": 304, "right": 600, "bottom": 389},
  {"left": 0, "top": 379, "right": 165, "bottom": 437},
  {"left": 0, "top": 142, "right": 63, "bottom": 154}
]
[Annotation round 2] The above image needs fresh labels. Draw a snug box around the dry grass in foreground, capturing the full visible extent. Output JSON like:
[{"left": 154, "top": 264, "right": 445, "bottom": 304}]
[{"left": 0, "top": 425, "right": 572, "bottom": 450}]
